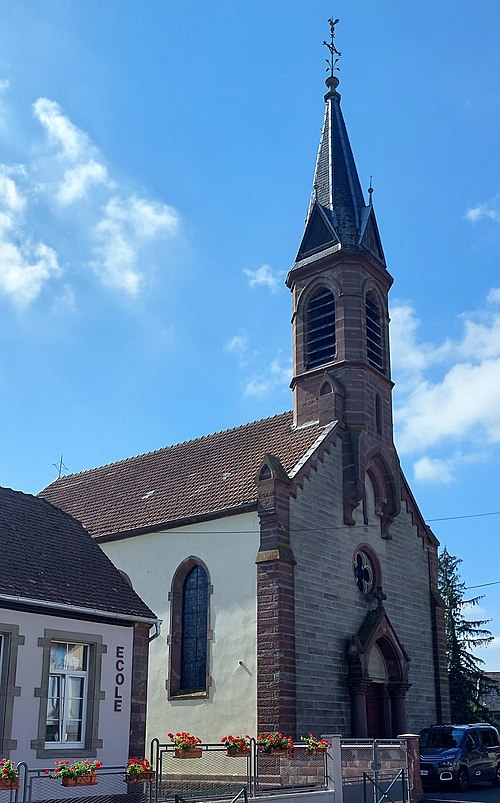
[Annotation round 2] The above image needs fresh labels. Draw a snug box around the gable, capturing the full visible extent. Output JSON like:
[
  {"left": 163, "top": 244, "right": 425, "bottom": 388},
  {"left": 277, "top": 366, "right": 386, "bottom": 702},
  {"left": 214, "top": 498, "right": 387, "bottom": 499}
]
[
  {"left": 360, "top": 207, "right": 386, "bottom": 266},
  {"left": 296, "top": 202, "right": 340, "bottom": 260}
]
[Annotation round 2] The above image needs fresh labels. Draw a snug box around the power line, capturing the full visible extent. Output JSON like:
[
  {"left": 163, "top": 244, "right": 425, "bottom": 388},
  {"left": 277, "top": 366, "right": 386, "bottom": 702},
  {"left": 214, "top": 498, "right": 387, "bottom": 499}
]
[
  {"left": 465, "top": 580, "right": 500, "bottom": 591},
  {"left": 426, "top": 510, "right": 500, "bottom": 523}
]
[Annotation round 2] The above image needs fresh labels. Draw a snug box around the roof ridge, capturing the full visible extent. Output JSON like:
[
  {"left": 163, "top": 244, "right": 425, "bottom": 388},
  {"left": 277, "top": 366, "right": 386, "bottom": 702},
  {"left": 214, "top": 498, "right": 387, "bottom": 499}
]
[{"left": 42, "top": 410, "right": 294, "bottom": 485}]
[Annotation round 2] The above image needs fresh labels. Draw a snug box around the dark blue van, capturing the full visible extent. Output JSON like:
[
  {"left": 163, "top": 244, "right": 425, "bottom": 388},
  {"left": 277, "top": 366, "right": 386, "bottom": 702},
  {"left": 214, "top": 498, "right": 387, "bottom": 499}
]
[{"left": 419, "top": 724, "right": 500, "bottom": 791}]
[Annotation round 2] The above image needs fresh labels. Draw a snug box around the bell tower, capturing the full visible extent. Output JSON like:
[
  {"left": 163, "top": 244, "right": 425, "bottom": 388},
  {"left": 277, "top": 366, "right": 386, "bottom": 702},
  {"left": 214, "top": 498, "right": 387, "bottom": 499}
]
[{"left": 286, "top": 19, "right": 400, "bottom": 533}]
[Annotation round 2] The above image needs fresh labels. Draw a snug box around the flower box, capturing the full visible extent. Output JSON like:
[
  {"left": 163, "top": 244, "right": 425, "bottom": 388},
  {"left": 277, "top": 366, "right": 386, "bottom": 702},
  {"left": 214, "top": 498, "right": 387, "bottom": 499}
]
[
  {"left": 174, "top": 748, "right": 202, "bottom": 759},
  {"left": 62, "top": 774, "right": 97, "bottom": 787},
  {"left": 269, "top": 748, "right": 288, "bottom": 756},
  {"left": 125, "top": 771, "right": 156, "bottom": 784},
  {"left": 0, "top": 779, "right": 19, "bottom": 791},
  {"left": 226, "top": 747, "right": 250, "bottom": 757}
]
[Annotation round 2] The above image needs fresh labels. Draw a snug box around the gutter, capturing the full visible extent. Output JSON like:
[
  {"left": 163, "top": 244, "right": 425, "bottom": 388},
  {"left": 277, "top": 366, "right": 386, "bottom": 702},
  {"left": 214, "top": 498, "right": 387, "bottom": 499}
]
[
  {"left": 0, "top": 592, "right": 161, "bottom": 629},
  {"left": 94, "top": 502, "right": 257, "bottom": 543}
]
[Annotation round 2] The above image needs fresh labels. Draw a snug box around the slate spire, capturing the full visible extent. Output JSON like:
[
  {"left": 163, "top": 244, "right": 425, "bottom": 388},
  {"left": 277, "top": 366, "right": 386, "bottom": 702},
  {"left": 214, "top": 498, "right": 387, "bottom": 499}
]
[{"left": 296, "top": 41, "right": 386, "bottom": 266}]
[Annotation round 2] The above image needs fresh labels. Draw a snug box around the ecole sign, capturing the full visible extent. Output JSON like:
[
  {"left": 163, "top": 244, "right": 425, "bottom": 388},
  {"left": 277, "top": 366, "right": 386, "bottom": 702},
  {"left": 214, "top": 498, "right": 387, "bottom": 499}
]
[{"left": 114, "top": 646, "right": 125, "bottom": 712}]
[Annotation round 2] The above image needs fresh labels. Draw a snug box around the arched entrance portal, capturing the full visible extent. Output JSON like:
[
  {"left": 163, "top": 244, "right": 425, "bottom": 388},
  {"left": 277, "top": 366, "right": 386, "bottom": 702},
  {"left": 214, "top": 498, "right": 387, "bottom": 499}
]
[{"left": 347, "top": 609, "right": 410, "bottom": 737}]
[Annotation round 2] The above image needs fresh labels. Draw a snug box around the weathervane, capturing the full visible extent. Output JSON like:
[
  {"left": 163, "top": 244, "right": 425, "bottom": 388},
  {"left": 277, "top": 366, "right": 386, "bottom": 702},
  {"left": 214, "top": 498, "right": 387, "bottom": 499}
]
[{"left": 323, "top": 17, "right": 341, "bottom": 78}]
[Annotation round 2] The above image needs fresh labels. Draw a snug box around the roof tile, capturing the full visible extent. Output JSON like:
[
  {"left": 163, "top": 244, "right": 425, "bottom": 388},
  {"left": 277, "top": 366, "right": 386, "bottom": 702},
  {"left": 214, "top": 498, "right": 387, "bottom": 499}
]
[{"left": 40, "top": 412, "right": 324, "bottom": 537}]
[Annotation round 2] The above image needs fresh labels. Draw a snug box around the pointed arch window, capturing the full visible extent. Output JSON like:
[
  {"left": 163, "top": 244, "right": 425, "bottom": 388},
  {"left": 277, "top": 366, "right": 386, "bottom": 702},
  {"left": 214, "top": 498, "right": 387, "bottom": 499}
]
[
  {"left": 366, "top": 294, "right": 384, "bottom": 372},
  {"left": 181, "top": 565, "right": 208, "bottom": 692},
  {"left": 168, "top": 559, "right": 211, "bottom": 698},
  {"left": 306, "top": 288, "right": 336, "bottom": 369}
]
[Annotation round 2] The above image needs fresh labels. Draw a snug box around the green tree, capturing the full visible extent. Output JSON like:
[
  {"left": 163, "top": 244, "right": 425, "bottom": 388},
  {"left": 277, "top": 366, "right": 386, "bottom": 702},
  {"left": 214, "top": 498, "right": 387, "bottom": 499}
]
[{"left": 438, "top": 547, "right": 495, "bottom": 723}]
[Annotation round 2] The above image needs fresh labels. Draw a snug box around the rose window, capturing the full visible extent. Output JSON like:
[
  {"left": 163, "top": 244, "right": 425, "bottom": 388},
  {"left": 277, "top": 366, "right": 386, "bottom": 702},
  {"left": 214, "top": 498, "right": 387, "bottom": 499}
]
[{"left": 354, "top": 551, "right": 375, "bottom": 595}]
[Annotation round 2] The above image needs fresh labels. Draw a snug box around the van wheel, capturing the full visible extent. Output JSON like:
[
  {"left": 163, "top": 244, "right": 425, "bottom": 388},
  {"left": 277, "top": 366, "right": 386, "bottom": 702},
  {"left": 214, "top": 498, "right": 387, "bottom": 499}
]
[
  {"left": 492, "top": 763, "right": 500, "bottom": 787},
  {"left": 457, "top": 767, "right": 468, "bottom": 792}
]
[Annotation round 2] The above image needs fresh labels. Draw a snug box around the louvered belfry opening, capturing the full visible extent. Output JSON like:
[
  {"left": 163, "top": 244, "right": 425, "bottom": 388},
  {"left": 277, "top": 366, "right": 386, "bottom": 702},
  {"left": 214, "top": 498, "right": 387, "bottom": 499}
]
[
  {"left": 366, "top": 294, "right": 384, "bottom": 372},
  {"left": 306, "top": 288, "right": 336, "bottom": 369}
]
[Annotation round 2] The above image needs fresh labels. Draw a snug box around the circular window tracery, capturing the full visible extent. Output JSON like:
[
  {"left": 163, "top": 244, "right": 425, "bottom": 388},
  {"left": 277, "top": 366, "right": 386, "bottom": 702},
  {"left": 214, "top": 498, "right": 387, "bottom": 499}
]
[{"left": 353, "top": 550, "right": 375, "bottom": 595}]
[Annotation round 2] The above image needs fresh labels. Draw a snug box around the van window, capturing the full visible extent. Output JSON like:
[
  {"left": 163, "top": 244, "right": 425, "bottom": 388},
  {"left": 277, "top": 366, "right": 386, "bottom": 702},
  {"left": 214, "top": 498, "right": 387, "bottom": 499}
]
[{"left": 482, "top": 729, "right": 499, "bottom": 748}]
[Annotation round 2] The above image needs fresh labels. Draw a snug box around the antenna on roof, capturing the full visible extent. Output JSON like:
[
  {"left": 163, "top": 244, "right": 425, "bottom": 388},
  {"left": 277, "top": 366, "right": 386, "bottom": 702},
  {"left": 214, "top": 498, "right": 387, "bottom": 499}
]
[
  {"left": 368, "top": 176, "right": 374, "bottom": 206},
  {"left": 53, "top": 454, "right": 68, "bottom": 479}
]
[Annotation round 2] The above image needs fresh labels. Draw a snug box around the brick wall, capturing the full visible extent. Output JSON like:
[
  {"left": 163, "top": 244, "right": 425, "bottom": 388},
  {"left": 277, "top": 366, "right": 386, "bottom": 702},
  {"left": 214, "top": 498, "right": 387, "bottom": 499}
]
[
  {"left": 129, "top": 622, "right": 150, "bottom": 757},
  {"left": 290, "top": 437, "right": 441, "bottom": 736}
]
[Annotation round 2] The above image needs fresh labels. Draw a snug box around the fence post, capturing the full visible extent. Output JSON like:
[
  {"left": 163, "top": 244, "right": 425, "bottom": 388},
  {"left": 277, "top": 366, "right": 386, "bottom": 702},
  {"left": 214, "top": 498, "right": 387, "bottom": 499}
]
[
  {"left": 322, "top": 733, "right": 343, "bottom": 803},
  {"left": 397, "top": 734, "right": 422, "bottom": 803}
]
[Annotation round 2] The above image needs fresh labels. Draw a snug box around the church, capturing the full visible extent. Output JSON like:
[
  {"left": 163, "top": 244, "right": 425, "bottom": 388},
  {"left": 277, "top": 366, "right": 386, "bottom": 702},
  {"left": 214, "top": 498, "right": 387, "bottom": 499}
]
[{"left": 41, "top": 25, "right": 450, "bottom": 743}]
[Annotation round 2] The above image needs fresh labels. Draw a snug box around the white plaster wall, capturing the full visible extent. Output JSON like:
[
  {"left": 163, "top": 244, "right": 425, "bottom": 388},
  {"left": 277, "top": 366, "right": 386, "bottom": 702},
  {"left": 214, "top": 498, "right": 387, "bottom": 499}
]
[
  {"left": 102, "top": 512, "right": 259, "bottom": 746},
  {"left": 1, "top": 608, "right": 133, "bottom": 768}
]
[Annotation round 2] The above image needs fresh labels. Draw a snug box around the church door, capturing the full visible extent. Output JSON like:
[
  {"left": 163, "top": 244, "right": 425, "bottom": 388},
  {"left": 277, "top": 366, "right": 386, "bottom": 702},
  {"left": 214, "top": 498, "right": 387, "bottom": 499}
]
[{"left": 366, "top": 682, "right": 386, "bottom": 738}]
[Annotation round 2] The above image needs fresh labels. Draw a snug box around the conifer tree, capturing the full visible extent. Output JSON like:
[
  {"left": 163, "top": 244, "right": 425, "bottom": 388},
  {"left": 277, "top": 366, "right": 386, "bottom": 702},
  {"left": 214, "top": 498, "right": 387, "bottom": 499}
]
[{"left": 438, "top": 547, "right": 495, "bottom": 723}]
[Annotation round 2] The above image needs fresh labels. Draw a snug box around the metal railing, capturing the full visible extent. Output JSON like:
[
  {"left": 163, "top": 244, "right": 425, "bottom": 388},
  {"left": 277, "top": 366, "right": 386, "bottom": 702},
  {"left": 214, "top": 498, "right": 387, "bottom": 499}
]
[
  {"left": 11, "top": 764, "right": 153, "bottom": 803},
  {"left": 149, "top": 740, "right": 328, "bottom": 800}
]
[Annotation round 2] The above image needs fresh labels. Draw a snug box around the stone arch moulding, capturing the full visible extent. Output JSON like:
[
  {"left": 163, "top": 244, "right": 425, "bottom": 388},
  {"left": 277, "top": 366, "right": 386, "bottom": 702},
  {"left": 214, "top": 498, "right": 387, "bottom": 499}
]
[
  {"left": 167, "top": 556, "right": 213, "bottom": 699},
  {"left": 296, "top": 275, "right": 341, "bottom": 313},
  {"left": 295, "top": 277, "right": 340, "bottom": 374},
  {"left": 346, "top": 608, "right": 411, "bottom": 737},
  {"left": 360, "top": 277, "right": 388, "bottom": 320},
  {"left": 366, "top": 452, "right": 401, "bottom": 538},
  {"left": 318, "top": 371, "right": 345, "bottom": 425}
]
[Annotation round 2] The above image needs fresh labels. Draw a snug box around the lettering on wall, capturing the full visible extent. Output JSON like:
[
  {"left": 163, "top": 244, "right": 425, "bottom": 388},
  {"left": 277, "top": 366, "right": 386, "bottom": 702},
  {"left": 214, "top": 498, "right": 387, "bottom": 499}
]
[{"left": 114, "top": 646, "right": 125, "bottom": 712}]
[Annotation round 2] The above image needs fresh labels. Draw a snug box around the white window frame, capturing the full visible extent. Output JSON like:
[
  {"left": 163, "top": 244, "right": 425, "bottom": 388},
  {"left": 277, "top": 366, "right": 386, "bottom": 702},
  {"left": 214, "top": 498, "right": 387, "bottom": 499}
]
[
  {"left": 45, "top": 642, "right": 89, "bottom": 749},
  {"left": 32, "top": 628, "right": 106, "bottom": 760}
]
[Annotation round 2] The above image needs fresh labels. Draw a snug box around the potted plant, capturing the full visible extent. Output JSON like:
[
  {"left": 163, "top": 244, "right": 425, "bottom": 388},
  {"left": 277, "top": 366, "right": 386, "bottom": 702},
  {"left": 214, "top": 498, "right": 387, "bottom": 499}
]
[
  {"left": 0, "top": 759, "right": 19, "bottom": 790},
  {"left": 48, "top": 759, "right": 103, "bottom": 787},
  {"left": 221, "top": 735, "right": 251, "bottom": 757},
  {"left": 257, "top": 732, "right": 293, "bottom": 756},
  {"left": 125, "top": 758, "right": 156, "bottom": 783},
  {"left": 300, "top": 734, "right": 331, "bottom": 755},
  {"left": 168, "top": 731, "right": 203, "bottom": 759}
]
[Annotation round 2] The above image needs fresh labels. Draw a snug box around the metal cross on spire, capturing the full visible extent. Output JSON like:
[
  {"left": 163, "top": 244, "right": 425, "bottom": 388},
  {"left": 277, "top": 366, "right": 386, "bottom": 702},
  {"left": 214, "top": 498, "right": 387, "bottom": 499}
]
[{"left": 323, "top": 17, "right": 341, "bottom": 78}]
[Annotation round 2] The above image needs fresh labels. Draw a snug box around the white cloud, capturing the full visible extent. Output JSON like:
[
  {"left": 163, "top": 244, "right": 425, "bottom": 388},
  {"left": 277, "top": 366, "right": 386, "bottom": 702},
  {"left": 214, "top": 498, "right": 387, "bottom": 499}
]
[
  {"left": 33, "top": 98, "right": 89, "bottom": 161},
  {"left": 413, "top": 456, "right": 455, "bottom": 484},
  {"left": 0, "top": 239, "right": 61, "bottom": 307},
  {"left": 243, "top": 264, "right": 283, "bottom": 293},
  {"left": 57, "top": 160, "right": 109, "bottom": 205},
  {"left": 224, "top": 334, "right": 247, "bottom": 358},
  {"left": 0, "top": 166, "right": 61, "bottom": 306},
  {"left": 466, "top": 201, "right": 500, "bottom": 224},
  {"left": 487, "top": 287, "right": 500, "bottom": 304},
  {"left": 391, "top": 293, "right": 500, "bottom": 479},
  {"left": 0, "top": 80, "right": 10, "bottom": 128},
  {"left": 244, "top": 355, "right": 291, "bottom": 398},
  {"left": 91, "top": 195, "right": 179, "bottom": 295}
]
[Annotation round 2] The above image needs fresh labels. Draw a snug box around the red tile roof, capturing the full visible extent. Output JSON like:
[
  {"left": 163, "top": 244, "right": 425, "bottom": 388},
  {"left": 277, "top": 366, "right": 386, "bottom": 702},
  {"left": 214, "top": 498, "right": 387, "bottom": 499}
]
[
  {"left": 40, "top": 412, "right": 324, "bottom": 538},
  {"left": 0, "top": 486, "right": 156, "bottom": 620}
]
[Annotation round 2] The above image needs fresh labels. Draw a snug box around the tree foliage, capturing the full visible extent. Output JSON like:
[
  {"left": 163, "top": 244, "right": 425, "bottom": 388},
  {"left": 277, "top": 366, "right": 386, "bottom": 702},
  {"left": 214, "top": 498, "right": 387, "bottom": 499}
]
[{"left": 438, "top": 547, "right": 495, "bottom": 723}]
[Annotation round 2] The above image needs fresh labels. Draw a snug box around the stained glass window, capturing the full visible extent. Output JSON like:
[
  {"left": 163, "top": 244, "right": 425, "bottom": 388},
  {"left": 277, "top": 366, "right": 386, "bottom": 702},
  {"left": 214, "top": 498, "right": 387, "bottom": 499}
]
[
  {"left": 180, "top": 565, "right": 208, "bottom": 692},
  {"left": 354, "top": 551, "right": 375, "bottom": 595}
]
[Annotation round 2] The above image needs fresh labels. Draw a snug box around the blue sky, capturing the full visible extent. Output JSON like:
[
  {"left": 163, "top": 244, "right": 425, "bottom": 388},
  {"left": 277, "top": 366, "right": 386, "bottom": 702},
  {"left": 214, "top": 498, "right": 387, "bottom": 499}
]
[{"left": 1, "top": 1, "right": 500, "bottom": 667}]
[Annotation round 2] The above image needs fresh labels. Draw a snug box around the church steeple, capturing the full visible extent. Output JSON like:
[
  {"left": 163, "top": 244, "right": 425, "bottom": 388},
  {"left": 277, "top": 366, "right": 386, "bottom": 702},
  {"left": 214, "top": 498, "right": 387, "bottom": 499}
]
[
  {"left": 296, "top": 21, "right": 385, "bottom": 265},
  {"left": 287, "top": 20, "right": 400, "bottom": 533}
]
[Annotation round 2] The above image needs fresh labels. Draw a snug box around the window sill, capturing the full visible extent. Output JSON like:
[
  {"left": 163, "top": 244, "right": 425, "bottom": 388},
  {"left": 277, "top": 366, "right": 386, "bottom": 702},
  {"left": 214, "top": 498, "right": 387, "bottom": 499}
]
[
  {"left": 31, "top": 744, "right": 97, "bottom": 761},
  {"left": 169, "top": 690, "right": 208, "bottom": 700}
]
